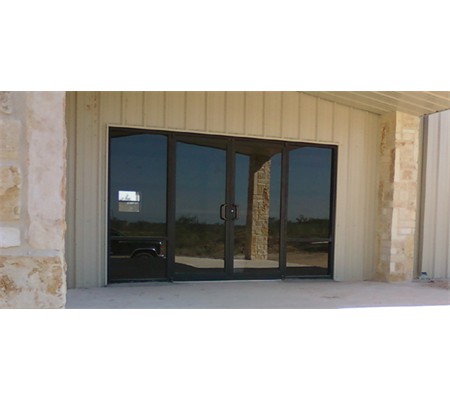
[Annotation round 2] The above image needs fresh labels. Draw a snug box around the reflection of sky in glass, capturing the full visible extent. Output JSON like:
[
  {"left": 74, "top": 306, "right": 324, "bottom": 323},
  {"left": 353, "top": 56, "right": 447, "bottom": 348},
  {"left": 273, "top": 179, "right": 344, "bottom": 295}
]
[
  {"left": 176, "top": 142, "right": 226, "bottom": 224},
  {"left": 110, "top": 133, "right": 332, "bottom": 226},
  {"left": 110, "top": 134, "right": 167, "bottom": 223},
  {"left": 234, "top": 155, "right": 249, "bottom": 226},
  {"left": 288, "top": 147, "right": 332, "bottom": 220}
]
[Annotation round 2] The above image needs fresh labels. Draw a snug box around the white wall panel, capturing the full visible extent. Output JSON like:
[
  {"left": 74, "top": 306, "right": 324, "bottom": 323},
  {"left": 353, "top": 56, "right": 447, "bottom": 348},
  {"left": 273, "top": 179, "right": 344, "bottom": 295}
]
[
  {"left": 332, "top": 103, "right": 350, "bottom": 280},
  {"left": 281, "top": 92, "right": 299, "bottom": 139},
  {"left": 73, "top": 92, "right": 102, "bottom": 287},
  {"left": 346, "top": 109, "right": 367, "bottom": 280},
  {"left": 65, "top": 92, "right": 77, "bottom": 288},
  {"left": 299, "top": 93, "right": 317, "bottom": 141},
  {"left": 100, "top": 91, "right": 122, "bottom": 125},
  {"left": 363, "top": 112, "right": 380, "bottom": 280},
  {"left": 144, "top": 91, "right": 165, "bottom": 127},
  {"left": 317, "top": 99, "right": 333, "bottom": 142},
  {"left": 245, "top": 92, "right": 264, "bottom": 136},
  {"left": 206, "top": 92, "right": 226, "bottom": 133},
  {"left": 225, "top": 92, "right": 245, "bottom": 134},
  {"left": 186, "top": 92, "right": 206, "bottom": 132},
  {"left": 165, "top": 92, "right": 186, "bottom": 130},
  {"left": 123, "top": 92, "right": 144, "bottom": 126},
  {"left": 66, "top": 91, "right": 381, "bottom": 287},
  {"left": 264, "top": 92, "right": 282, "bottom": 138},
  {"left": 420, "top": 110, "right": 450, "bottom": 278}
]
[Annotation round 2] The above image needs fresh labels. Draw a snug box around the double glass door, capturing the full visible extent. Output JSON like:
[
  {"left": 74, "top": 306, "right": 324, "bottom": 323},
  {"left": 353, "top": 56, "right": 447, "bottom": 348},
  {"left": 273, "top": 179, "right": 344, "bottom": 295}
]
[
  {"left": 174, "top": 136, "right": 282, "bottom": 279},
  {"left": 108, "top": 128, "right": 336, "bottom": 283}
]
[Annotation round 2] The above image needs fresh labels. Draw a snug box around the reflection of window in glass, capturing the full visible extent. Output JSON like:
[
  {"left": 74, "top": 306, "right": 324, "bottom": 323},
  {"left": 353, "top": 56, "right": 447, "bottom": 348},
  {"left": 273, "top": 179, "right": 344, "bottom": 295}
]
[{"left": 118, "top": 190, "right": 141, "bottom": 212}]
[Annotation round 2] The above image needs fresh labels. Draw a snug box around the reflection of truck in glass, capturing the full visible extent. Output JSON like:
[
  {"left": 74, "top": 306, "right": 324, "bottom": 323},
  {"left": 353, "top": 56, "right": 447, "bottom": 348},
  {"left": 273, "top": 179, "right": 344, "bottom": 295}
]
[{"left": 109, "top": 229, "right": 166, "bottom": 259}]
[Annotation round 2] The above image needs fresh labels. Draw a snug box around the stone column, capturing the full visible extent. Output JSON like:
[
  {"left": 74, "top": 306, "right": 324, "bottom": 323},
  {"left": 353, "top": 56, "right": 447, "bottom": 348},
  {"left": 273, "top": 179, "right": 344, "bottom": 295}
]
[
  {"left": 375, "top": 111, "right": 420, "bottom": 282},
  {"left": 244, "top": 155, "right": 271, "bottom": 260},
  {"left": 0, "top": 92, "right": 66, "bottom": 308}
]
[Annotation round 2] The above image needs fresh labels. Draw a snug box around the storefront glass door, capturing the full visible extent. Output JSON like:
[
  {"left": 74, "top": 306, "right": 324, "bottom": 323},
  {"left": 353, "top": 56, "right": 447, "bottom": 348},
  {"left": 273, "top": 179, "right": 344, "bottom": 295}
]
[
  {"left": 108, "top": 128, "right": 336, "bottom": 282},
  {"left": 174, "top": 136, "right": 227, "bottom": 277}
]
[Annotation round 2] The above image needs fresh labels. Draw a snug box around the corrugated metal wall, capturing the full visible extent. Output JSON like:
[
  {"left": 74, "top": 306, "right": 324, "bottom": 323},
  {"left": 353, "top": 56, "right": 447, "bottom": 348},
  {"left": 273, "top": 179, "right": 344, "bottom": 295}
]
[
  {"left": 65, "top": 91, "right": 380, "bottom": 288},
  {"left": 420, "top": 109, "right": 450, "bottom": 278}
]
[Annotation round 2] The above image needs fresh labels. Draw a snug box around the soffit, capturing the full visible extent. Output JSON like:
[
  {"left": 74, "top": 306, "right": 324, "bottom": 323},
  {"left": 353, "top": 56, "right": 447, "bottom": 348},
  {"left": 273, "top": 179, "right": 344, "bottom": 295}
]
[{"left": 302, "top": 91, "right": 450, "bottom": 117}]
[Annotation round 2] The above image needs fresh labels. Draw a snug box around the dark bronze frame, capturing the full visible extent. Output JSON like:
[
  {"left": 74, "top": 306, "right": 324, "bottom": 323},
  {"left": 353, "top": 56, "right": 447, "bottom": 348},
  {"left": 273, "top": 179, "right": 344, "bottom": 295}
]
[{"left": 108, "top": 127, "right": 338, "bottom": 282}]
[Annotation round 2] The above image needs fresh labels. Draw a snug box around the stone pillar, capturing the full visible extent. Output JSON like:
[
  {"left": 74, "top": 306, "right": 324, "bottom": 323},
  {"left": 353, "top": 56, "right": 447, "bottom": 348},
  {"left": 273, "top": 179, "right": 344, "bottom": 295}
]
[
  {"left": 375, "top": 111, "right": 420, "bottom": 282},
  {"left": 245, "top": 155, "right": 271, "bottom": 260},
  {"left": 0, "top": 92, "right": 66, "bottom": 308}
]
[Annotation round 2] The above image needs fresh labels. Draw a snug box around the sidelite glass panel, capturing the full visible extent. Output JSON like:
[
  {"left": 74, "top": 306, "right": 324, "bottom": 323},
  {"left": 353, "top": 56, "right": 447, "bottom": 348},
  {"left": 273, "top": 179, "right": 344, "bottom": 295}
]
[
  {"left": 233, "top": 141, "right": 282, "bottom": 275},
  {"left": 108, "top": 132, "right": 167, "bottom": 282},
  {"left": 286, "top": 146, "right": 333, "bottom": 276},
  {"left": 175, "top": 138, "right": 226, "bottom": 274}
]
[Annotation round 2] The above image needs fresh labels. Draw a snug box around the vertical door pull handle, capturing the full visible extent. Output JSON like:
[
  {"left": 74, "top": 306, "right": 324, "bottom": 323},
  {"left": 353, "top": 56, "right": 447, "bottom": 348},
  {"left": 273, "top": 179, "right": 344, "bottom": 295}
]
[
  {"left": 220, "top": 204, "right": 239, "bottom": 220},
  {"left": 231, "top": 204, "right": 239, "bottom": 220},
  {"left": 220, "top": 204, "right": 227, "bottom": 220}
]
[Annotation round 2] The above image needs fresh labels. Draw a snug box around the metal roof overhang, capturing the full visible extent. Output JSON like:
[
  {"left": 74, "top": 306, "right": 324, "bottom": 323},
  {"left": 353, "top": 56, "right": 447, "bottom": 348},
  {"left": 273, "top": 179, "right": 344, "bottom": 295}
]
[{"left": 301, "top": 91, "right": 450, "bottom": 117}]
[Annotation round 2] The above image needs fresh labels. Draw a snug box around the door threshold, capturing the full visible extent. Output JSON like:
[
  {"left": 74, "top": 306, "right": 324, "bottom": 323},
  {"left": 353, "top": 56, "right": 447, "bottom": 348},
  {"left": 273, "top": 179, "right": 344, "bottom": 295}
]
[{"left": 173, "top": 279, "right": 282, "bottom": 284}]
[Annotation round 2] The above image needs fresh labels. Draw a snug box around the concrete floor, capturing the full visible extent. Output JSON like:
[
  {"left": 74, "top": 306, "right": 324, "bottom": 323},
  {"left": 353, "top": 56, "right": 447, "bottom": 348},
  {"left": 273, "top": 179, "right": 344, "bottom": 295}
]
[{"left": 66, "top": 279, "right": 450, "bottom": 308}]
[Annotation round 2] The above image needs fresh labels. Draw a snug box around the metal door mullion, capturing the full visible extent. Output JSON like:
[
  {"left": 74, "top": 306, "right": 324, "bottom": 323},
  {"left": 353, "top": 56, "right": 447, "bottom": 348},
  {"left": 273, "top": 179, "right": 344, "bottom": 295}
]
[
  {"left": 166, "top": 134, "right": 176, "bottom": 280},
  {"left": 225, "top": 139, "right": 235, "bottom": 278},
  {"left": 328, "top": 146, "right": 338, "bottom": 278},
  {"left": 279, "top": 144, "right": 289, "bottom": 277},
  {"left": 106, "top": 129, "right": 113, "bottom": 284}
]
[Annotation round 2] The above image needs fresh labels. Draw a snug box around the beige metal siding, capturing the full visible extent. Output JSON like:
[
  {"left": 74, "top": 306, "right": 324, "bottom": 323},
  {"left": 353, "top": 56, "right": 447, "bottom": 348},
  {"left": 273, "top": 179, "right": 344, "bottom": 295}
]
[
  {"left": 74, "top": 92, "right": 103, "bottom": 287},
  {"left": 420, "top": 110, "right": 450, "bottom": 278},
  {"left": 66, "top": 91, "right": 380, "bottom": 288},
  {"left": 281, "top": 92, "right": 299, "bottom": 139},
  {"left": 65, "top": 91, "right": 77, "bottom": 287},
  {"left": 264, "top": 91, "right": 282, "bottom": 138},
  {"left": 226, "top": 92, "right": 245, "bottom": 134}
]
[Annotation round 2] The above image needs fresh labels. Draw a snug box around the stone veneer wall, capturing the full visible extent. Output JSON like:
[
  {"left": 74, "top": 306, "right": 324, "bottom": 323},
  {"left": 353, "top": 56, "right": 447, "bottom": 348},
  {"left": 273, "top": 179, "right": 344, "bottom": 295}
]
[
  {"left": 0, "top": 92, "right": 66, "bottom": 308},
  {"left": 375, "top": 111, "right": 420, "bottom": 282}
]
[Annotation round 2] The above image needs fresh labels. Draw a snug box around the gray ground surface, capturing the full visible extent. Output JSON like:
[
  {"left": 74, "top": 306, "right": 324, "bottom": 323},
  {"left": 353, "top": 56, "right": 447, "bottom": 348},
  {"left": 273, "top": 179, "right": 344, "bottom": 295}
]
[{"left": 66, "top": 279, "right": 450, "bottom": 309}]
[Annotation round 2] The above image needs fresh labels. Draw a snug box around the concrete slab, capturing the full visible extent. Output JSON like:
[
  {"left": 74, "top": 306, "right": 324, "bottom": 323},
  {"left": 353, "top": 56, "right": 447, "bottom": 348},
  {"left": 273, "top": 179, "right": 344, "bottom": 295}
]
[{"left": 66, "top": 279, "right": 450, "bottom": 309}]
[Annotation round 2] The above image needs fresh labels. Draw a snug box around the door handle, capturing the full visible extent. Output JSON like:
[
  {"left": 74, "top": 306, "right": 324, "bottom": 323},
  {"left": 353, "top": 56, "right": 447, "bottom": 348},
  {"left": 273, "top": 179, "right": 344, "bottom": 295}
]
[
  {"left": 220, "top": 204, "right": 227, "bottom": 220},
  {"left": 220, "top": 204, "right": 239, "bottom": 221},
  {"left": 230, "top": 204, "right": 239, "bottom": 220}
]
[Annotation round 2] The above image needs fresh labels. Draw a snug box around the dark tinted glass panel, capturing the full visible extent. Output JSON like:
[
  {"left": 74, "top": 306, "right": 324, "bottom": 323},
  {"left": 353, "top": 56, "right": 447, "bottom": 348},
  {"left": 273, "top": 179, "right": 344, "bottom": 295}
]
[
  {"left": 233, "top": 141, "right": 282, "bottom": 275},
  {"left": 107, "top": 129, "right": 335, "bottom": 281},
  {"left": 286, "top": 146, "right": 333, "bottom": 276},
  {"left": 287, "top": 147, "right": 332, "bottom": 238},
  {"left": 108, "top": 132, "right": 167, "bottom": 282},
  {"left": 175, "top": 138, "right": 226, "bottom": 274}
]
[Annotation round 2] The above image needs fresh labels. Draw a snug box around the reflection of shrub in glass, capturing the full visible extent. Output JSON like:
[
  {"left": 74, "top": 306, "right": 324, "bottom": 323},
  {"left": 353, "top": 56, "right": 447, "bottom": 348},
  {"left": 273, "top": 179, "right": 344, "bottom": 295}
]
[
  {"left": 287, "top": 216, "right": 330, "bottom": 238},
  {"left": 175, "top": 215, "right": 224, "bottom": 258},
  {"left": 110, "top": 218, "right": 166, "bottom": 237}
]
